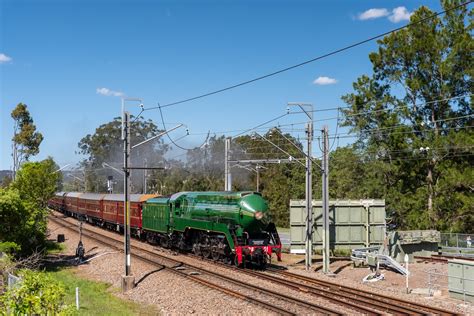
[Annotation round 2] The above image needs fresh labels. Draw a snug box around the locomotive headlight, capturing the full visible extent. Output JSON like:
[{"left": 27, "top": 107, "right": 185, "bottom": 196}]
[{"left": 254, "top": 211, "right": 264, "bottom": 220}]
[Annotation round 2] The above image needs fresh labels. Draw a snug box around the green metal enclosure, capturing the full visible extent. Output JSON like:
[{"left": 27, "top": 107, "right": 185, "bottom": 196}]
[
  {"left": 290, "top": 199, "right": 386, "bottom": 253},
  {"left": 449, "top": 259, "right": 474, "bottom": 303},
  {"left": 142, "top": 197, "right": 170, "bottom": 233}
]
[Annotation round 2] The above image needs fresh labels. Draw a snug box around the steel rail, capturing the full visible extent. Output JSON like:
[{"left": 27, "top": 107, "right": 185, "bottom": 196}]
[
  {"left": 48, "top": 215, "right": 293, "bottom": 316},
  {"left": 179, "top": 249, "right": 452, "bottom": 315},
  {"left": 177, "top": 253, "right": 380, "bottom": 315},
  {"left": 48, "top": 214, "right": 339, "bottom": 315},
  {"left": 268, "top": 268, "right": 456, "bottom": 316}
]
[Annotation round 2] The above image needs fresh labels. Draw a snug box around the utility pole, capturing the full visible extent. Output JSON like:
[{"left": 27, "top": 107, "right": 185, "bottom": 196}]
[
  {"left": 288, "top": 102, "right": 314, "bottom": 271},
  {"left": 305, "top": 121, "right": 313, "bottom": 271},
  {"left": 143, "top": 158, "right": 147, "bottom": 194},
  {"left": 321, "top": 125, "right": 330, "bottom": 274},
  {"left": 224, "top": 137, "right": 232, "bottom": 191},
  {"left": 122, "top": 111, "right": 134, "bottom": 291},
  {"left": 256, "top": 165, "right": 260, "bottom": 193}
]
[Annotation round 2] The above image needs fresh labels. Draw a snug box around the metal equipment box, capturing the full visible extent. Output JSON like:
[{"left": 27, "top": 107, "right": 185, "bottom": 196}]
[
  {"left": 290, "top": 199, "right": 386, "bottom": 253},
  {"left": 448, "top": 259, "right": 474, "bottom": 303}
]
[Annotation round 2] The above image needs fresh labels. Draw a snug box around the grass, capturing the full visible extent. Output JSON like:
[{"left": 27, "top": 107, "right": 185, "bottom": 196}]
[
  {"left": 45, "top": 240, "right": 67, "bottom": 254},
  {"left": 48, "top": 269, "right": 158, "bottom": 316},
  {"left": 277, "top": 226, "right": 290, "bottom": 234}
]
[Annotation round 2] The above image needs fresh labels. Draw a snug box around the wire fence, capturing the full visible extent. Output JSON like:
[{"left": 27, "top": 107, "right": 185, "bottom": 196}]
[
  {"left": 424, "top": 268, "right": 474, "bottom": 305},
  {"left": 7, "top": 273, "right": 21, "bottom": 289},
  {"left": 440, "top": 233, "right": 474, "bottom": 249}
]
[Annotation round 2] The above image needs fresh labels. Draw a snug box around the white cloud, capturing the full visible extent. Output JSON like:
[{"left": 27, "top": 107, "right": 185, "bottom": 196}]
[
  {"left": 389, "top": 7, "right": 412, "bottom": 23},
  {"left": 358, "top": 8, "right": 389, "bottom": 20},
  {"left": 313, "top": 76, "right": 338, "bottom": 85},
  {"left": 0, "top": 53, "right": 12, "bottom": 64},
  {"left": 96, "top": 87, "right": 125, "bottom": 97}
]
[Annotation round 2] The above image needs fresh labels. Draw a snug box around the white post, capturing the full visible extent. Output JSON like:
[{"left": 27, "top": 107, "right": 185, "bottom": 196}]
[
  {"left": 224, "top": 137, "right": 232, "bottom": 191},
  {"left": 75, "top": 287, "right": 80, "bottom": 310},
  {"left": 404, "top": 254, "right": 409, "bottom": 293}
]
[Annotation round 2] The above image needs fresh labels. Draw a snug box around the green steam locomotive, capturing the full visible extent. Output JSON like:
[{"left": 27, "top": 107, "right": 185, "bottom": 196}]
[
  {"left": 142, "top": 191, "right": 282, "bottom": 268},
  {"left": 50, "top": 191, "right": 282, "bottom": 268}
]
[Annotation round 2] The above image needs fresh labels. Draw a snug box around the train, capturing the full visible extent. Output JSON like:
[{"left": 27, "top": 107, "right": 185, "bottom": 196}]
[{"left": 48, "top": 191, "right": 282, "bottom": 268}]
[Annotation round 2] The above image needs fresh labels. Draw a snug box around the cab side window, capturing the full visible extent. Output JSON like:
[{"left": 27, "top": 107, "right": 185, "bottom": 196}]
[{"left": 175, "top": 200, "right": 181, "bottom": 216}]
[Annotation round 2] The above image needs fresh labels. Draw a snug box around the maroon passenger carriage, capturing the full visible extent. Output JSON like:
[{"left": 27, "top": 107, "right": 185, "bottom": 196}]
[{"left": 48, "top": 192, "right": 156, "bottom": 236}]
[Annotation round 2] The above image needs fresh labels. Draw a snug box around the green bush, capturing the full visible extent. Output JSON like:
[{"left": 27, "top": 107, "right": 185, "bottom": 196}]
[
  {"left": 0, "top": 189, "right": 47, "bottom": 256},
  {"left": 0, "top": 270, "right": 75, "bottom": 315},
  {"left": 0, "top": 242, "right": 20, "bottom": 255}
]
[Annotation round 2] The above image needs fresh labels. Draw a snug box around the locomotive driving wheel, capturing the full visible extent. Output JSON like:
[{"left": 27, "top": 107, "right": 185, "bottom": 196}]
[
  {"left": 210, "top": 239, "right": 220, "bottom": 261},
  {"left": 201, "top": 243, "right": 211, "bottom": 258},
  {"left": 200, "top": 234, "right": 211, "bottom": 258},
  {"left": 192, "top": 242, "right": 201, "bottom": 256}
]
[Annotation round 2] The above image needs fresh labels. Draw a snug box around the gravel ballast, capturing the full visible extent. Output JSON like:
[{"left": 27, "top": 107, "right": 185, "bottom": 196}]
[
  {"left": 48, "top": 218, "right": 260, "bottom": 315},
  {"left": 48, "top": 213, "right": 474, "bottom": 315}
]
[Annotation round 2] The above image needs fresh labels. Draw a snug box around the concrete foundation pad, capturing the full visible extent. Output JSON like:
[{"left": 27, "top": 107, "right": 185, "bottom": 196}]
[
  {"left": 121, "top": 275, "right": 135, "bottom": 292},
  {"left": 411, "top": 288, "right": 442, "bottom": 297}
]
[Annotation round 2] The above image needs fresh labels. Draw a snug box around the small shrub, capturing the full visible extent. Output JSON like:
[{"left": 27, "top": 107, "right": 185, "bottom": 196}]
[{"left": 0, "top": 269, "right": 75, "bottom": 315}]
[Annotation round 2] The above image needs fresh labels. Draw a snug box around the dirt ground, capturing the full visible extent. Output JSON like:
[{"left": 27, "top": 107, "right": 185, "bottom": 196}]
[
  {"left": 274, "top": 252, "right": 474, "bottom": 314},
  {"left": 47, "top": 216, "right": 473, "bottom": 315}
]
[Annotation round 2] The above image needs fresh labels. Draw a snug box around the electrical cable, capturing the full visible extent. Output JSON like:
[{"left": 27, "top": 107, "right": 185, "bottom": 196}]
[
  {"left": 182, "top": 94, "right": 471, "bottom": 138},
  {"left": 142, "top": 1, "right": 472, "bottom": 109},
  {"left": 328, "top": 108, "right": 340, "bottom": 152},
  {"left": 157, "top": 103, "right": 210, "bottom": 151},
  {"left": 233, "top": 113, "right": 290, "bottom": 138},
  {"left": 327, "top": 125, "right": 474, "bottom": 139}
]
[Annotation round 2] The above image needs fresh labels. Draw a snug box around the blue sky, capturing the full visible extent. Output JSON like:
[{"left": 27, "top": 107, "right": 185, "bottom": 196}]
[{"left": 0, "top": 0, "right": 443, "bottom": 170}]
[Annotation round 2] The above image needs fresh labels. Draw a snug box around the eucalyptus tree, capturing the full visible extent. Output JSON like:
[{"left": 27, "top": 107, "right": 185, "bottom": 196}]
[
  {"left": 77, "top": 116, "right": 169, "bottom": 193},
  {"left": 341, "top": 0, "right": 473, "bottom": 231},
  {"left": 11, "top": 103, "right": 43, "bottom": 180}
]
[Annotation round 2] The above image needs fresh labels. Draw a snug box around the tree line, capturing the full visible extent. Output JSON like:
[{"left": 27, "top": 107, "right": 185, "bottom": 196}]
[
  {"left": 3, "top": 0, "right": 472, "bottom": 240},
  {"left": 73, "top": 1, "right": 472, "bottom": 232}
]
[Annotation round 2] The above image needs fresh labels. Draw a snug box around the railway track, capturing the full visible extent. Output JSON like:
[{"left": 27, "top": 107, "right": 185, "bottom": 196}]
[
  {"left": 48, "top": 213, "right": 342, "bottom": 315},
  {"left": 49, "top": 212, "right": 456, "bottom": 315},
  {"left": 192, "top": 256, "right": 455, "bottom": 315},
  {"left": 265, "top": 268, "right": 456, "bottom": 315},
  {"left": 415, "top": 254, "right": 474, "bottom": 263}
]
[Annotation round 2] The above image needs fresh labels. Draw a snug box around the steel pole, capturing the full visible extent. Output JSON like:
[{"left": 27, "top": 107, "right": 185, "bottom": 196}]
[
  {"left": 123, "top": 112, "right": 131, "bottom": 277},
  {"left": 225, "top": 137, "right": 232, "bottom": 191},
  {"left": 224, "top": 137, "right": 229, "bottom": 190},
  {"left": 322, "top": 125, "right": 330, "bottom": 274},
  {"left": 256, "top": 166, "right": 260, "bottom": 193},
  {"left": 305, "top": 121, "right": 313, "bottom": 270},
  {"left": 143, "top": 158, "right": 147, "bottom": 194}
]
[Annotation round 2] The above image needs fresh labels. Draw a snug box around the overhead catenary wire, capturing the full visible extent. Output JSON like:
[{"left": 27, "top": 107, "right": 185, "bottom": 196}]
[
  {"left": 327, "top": 125, "right": 474, "bottom": 139},
  {"left": 365, "top": 145, "right": 474, "bottom": 154},
  {"left": 289, "top": 94, "right": 471, "bottom": 116},
  {"left": 183, "top": 94, "right": 472, "bottom": 138},
  {"left": 157, "top": 103, "right": 210, "bottom": 151},
  {"left": 372, "top": 153, "right": 474, "bottom": 162},
  {"left": 329, "top": 113, "right": 474, "bottom": 137},
  {"left": 141, "top": 1, "right": 472, "bottom": 110}
]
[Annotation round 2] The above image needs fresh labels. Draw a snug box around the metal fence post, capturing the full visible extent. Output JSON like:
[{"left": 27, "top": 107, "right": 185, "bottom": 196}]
[
  {"left": 76, "top": 287, "right": 80, "bottom": 310},
  {"left": 462, "top": 274, "right": 466, "bottom": 304},
  {"left": 428, "top": 271, "right": 432, "bottom": 296}
]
